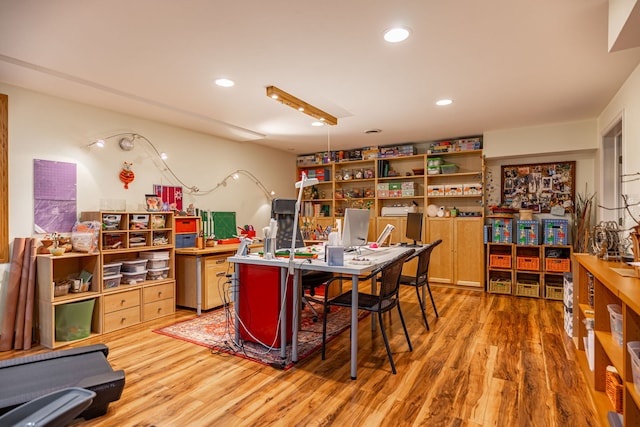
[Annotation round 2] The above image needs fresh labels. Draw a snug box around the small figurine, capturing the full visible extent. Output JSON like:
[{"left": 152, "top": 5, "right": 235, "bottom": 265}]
[{"left": 119, "top": 162, "right": 135, "bottom": 189}]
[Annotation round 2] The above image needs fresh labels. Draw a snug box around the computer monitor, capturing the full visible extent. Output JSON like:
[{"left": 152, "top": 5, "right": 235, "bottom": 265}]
[
  {"left": 405, "top": 212, "right": 423, "bottom": 246},
  {"left": 342, "top": 208, "right": 370, "bottom": 249}
]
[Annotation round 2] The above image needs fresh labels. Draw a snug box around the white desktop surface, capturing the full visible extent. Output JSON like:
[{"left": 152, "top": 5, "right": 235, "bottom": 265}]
[{"left": 228, "top": 245, "right": 408, "bottom": 379}]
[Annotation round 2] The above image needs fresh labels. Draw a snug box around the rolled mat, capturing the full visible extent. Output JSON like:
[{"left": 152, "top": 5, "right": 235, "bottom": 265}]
[{"left": 0, "top": 238, "right": 26, "bottom": 351}]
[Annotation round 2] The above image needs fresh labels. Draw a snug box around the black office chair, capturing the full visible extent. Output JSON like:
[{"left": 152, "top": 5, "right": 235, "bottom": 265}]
[
  {"left": 398, "top": 239, "right": 442, "bottom": 331},
  {"left": 319, "top": 248, "right": 415, "bottom": 374},
  {"left": 271, "top": 198, "right": 333, "bottom": 321}
]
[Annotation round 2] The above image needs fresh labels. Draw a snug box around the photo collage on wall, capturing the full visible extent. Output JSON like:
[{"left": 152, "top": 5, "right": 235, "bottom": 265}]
[{"left": 501, "top": 161, "right": 575, "bottom": 213}]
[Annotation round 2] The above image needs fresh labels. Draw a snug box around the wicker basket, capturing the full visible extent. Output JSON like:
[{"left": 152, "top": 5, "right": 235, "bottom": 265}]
[
  {"left": 606, "top": 369, "right": 624, "bottom": 414},
  {"left": 489, "top": 254, "right": 512, "bottom": 269},
  {"left": 545, "top": 285, "right": 564, "bottom": 301},
  {"left": 516, "top": 280, "right": 540, "bottom": 298},
  {"left": 546, "top": 258, "right": 570, "bottom": 272},
  {"left": 517, "top": 256, "right": 540, "bottom": 271},
  {"left": 489, "top": 278, "right": 512, "bottom": 294}
]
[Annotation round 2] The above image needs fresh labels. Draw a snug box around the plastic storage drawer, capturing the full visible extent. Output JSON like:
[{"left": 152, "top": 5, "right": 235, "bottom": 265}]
[
  {"left": 121, "top": 271, "right": 147, "bottom": 285},
  {"left": 147, "top": 267, "right": 170, "bottom": 280},
  {"left": 120, "top": 259, "right": 148, "bottom": 273}
]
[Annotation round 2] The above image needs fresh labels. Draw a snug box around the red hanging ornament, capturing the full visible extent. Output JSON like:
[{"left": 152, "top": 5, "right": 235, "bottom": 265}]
[{"left": 119, "top": 161, "right": 135, "bottom": 189}]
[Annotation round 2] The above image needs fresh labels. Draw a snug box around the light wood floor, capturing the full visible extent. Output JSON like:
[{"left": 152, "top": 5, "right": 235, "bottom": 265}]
[{"left": 1, "top": 286, "right": 600, "bottom": 426}]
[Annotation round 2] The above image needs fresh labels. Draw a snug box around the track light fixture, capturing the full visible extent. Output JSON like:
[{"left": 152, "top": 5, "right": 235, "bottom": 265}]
[{"left": 266, "top": 86, "right": 338, "bottom": 126}]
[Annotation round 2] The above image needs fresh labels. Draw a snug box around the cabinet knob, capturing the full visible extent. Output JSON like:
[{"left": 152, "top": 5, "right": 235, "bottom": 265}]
[
  {"left": 121, "top": 299, "right": 126, "bottom": 305},
  {"left": 120, "top": 317, "right": 126, "bottom": 323},
  {"left": 157, "top": 307, "right": 162, "bottom": 313},
  {"left": 157, "top": 291, "right": 163, "bottom": 297}
]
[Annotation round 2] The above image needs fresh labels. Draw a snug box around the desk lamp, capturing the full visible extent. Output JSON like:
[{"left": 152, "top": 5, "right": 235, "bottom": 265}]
[{"left": 289, "top": 172, "right": 319, "bottom": 274}]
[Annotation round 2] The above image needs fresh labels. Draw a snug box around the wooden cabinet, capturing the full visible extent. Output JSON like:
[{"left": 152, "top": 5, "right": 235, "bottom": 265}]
[
  {"left": 36, "top": 252, "right": 102, "bottom": 348},
  {"left": 103, "top": 289, "right": 140, "bottom": 333},
  {"left": 176, "top": 252, "right": 233, "bottom": 311},
  {"left": 427, "top": 217, "right": 484, "bottom": 288},
  {"left": 574, "top": 254, "right": 640, "bottom": 426}
]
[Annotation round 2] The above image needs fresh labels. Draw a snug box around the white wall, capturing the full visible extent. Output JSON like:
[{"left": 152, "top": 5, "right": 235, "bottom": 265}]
[
  {"left": 0, "top": 83, "right": 297, "bottom": 320},
  {"left": 483, "top": 120, "right": 598, "bottom": 210},
  {"left": 597, "top": 62, "right": 640, "bottom": 230}
]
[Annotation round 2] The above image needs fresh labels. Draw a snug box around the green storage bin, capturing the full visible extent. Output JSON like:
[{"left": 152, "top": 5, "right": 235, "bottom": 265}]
[{"left": 55, "top": 299, "right": 95, "bottom": 341}]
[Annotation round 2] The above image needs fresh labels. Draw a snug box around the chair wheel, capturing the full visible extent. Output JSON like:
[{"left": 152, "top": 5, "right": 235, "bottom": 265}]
[{"left": 312, "top": 316, "right": 319, "bottom": 322}]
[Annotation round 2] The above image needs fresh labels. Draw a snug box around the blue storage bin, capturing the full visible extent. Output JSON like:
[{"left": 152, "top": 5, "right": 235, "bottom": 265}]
[
  {"left": 176, "top": 233, "right": 197, "bottom": 248},
  {"left": 491, "top": 218, "right": 512, "bottom": 243},
  {"left": 542, "top": 219, "right": 569, "bottom": 245},
  {"left": 516, "top": 220, "right": 539, "bottom": 245}
]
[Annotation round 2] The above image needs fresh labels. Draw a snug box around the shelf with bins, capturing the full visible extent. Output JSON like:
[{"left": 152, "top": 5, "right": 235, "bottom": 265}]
[
  {"left": 36, "top": 252, "right": 102, "bottom": 349},
  {"left": 574, "top": 254, "right": 640, "bottom": 426},
  {"left": 486, "top": 243, "right": 572, "bottom": 299},
  {"left": 81, "top": 211, "right": 176, "bottom": 332},
  {"left": 426, "top": 149, "right": 484, "bottom": 215}
]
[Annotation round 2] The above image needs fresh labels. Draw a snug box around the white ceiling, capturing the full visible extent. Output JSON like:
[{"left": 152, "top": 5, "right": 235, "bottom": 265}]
[{"left": 1, "top": 0, "right": 640, "bottom": 155}]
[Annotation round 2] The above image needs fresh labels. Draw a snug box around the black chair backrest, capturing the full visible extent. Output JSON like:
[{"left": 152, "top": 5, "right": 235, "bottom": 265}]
[
  {"left": 271, "top": 198, "right": 304, "bottom": 250},
  {"left": 378, "top": 249, "right": 415, "bottom": 300},
  {"left": 414, "top": 239, "right": 442, "bottom": 284}
]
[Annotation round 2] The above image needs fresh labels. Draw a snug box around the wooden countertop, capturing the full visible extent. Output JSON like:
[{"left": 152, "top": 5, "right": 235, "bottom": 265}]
[
  {"left": 574, "top": 253, "right": 640, "bottom": 314},
  {"left": 175, "top": 243, "right": 262, "bottom": 256}
]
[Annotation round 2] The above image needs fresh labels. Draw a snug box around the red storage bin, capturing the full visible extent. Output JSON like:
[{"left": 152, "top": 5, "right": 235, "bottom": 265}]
[
  {"left": 175, "top": 218, "right": 198, "bottom": 233},
  {"left": 517, "top": 256, "right": 540, "bottom": 271}
]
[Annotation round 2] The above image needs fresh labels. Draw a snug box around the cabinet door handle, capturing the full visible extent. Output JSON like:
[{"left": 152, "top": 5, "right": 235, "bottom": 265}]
[
  {"left": 216, "top": 259, "right": 225, "bottom": 265},
  {"left": 216, "top": 272, "right": 225, "bottom": 277}
]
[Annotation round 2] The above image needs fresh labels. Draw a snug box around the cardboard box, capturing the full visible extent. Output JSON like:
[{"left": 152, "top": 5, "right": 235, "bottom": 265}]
[
  {"left": 401, "top": 181, "right": 415, "bottom": 190},
  {"left": 444, "top": 185, "right": 463, "bottom": 196},
  {"left": 427, "top": 185, "right": 445, "bottom": 197},
  {"left": 463, "top": 183, "right": 482, "bottom": 195}
]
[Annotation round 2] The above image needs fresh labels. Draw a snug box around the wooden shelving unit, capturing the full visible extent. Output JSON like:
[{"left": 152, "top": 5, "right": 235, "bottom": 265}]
[
  {"left": 486, "top": 243, "right": 572, "bottom": 298},
  {"left": 574, "top": 254, "right": 640, "bottom": 425},
  {"left": 296, "top": 140, "right": 485, "bottom": 287},
  {"left": 37, "top": 211, "right": 177, "bottom": 349}
]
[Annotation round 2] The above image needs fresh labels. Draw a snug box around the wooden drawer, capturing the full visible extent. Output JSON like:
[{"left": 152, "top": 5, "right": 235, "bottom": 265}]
[
  {"left": 143, "top": 282, "right": 175, "bottom": 303},
  {"left": 103, "top": 306, "right": 140, "bottom": 332},
  {"left": 103, "top": 289, "right": 140, "bottom": 314},
  {"left": 143, "top": 297, "right": 175, "bottom": 321}
]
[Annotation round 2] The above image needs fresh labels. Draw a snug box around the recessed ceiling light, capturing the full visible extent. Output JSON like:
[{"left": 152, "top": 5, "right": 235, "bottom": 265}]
[
  {"left": 311, "top": 121, "right": 325, "bottom": 127},
  {"left": 384, "top": 27, "right": 410, "bottom": 43},
  {"left": 215, "top": 78, "right": 235, "bottom": 87},
  {"left": 436, "top": 99, "right": 453, "bottom": 106}
]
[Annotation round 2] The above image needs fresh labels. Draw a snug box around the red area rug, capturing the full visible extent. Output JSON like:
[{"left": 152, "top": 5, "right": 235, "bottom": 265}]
[{"left": 154, "top": 302, "right": 366, "bottom": 370}]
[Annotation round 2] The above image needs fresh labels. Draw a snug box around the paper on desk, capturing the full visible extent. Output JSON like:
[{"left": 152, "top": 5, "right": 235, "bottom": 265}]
[{"left": 610, "top": 267, "right": 639, "bottom": 278}]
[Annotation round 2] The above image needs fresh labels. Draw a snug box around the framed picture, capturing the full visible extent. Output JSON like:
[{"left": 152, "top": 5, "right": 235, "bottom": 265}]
[
  {"left": 501, "top": 161, "right": 575, "bottom": 213},
  {"left": 145, "top": 194, "right": 162, "bottom": 212}
]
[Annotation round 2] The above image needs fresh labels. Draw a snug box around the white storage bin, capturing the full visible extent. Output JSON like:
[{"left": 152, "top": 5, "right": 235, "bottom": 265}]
[
  {"left": 120, "top": 259, "right": 148, "bottom": 273},
  {"left": 608, "top": 304, "right": 623, "bottom": 346},
  {"left": 145, "top": 257, "right": 170, "bottom": 269},
  {"left": 103, "top": 262, "right": 122, "bottom": 276},
  {"left": 139, "top": 251, "right": 170, "bottom": 259},
  {"left": 121, "top": 270, "right": 147, "bottom": 285},
  {"left": 628, "top": 341, "right": 640, "bottom": 395},
  {"left": 147, "top": 267, "right": 169, "bottom": 280},
  {"left": 103, "top": 274, "right": 122, "bottom": 289}
]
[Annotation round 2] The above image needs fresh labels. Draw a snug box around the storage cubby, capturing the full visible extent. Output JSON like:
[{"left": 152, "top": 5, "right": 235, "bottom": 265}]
[{"left": 36, "top": 252, "right": 102, "bottom": 348}]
